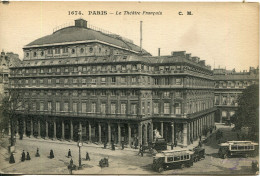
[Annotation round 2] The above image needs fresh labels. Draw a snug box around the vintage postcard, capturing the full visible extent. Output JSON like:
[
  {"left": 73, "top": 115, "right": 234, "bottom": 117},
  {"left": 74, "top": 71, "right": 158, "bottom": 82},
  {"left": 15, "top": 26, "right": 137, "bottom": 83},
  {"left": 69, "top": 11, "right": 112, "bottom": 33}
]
[{"left": 0, "top": 1, "right": 259, "bottom": 175}]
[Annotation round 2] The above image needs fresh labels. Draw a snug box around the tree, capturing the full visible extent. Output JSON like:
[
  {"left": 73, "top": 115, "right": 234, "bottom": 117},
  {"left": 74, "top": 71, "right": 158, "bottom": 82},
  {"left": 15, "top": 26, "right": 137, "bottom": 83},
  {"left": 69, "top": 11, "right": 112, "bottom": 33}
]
[
  {"left": 0, "top": 89, "right": 24, "bottom": 146},
  {"left": 230, "top": 84, "right": 259, "bottom": 141}
]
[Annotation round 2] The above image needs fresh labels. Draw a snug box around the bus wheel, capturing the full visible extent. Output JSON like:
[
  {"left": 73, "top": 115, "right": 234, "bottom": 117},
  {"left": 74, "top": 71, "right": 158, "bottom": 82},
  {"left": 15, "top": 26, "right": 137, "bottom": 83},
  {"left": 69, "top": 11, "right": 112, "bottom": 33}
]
[
  {"left": 180, "top": 164, "right": 185, "bottom": 169},
  {"left": 158, "top": 167, "right": 164, "bottom": 173}
]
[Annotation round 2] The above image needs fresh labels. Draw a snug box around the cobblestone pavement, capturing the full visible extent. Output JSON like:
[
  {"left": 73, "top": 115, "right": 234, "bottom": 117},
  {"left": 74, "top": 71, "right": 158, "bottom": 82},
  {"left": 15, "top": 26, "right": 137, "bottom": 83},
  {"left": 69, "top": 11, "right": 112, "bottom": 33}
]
[{"left": 0, "top": 123, "right": 258, "bottom": 174}]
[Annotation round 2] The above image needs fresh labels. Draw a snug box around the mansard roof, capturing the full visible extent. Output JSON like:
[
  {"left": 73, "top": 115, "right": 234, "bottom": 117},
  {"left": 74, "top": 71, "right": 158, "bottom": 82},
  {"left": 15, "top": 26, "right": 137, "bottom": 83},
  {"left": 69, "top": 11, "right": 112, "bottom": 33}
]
[{"left": 24, "top": 26, "right": 150, "bottom": 55}]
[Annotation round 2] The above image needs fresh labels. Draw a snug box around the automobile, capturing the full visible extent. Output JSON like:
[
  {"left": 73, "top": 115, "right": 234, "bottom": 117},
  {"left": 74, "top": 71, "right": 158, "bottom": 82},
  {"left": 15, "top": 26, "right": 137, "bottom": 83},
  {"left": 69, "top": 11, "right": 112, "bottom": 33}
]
[
  {"left": 152, "top": 138, "right": 167, "bottom": 152},
  {"left": 192, "top": 147, "right": 205, "bottom": 162},
  {"left": 218, "top": 141, "right": 259, "bottom": 159},
  {"left": 99, "top": 157, "right": 109, "bottom": 168},
  {"left": 152, "top": 149, "right": 194, "bottom": 172}
]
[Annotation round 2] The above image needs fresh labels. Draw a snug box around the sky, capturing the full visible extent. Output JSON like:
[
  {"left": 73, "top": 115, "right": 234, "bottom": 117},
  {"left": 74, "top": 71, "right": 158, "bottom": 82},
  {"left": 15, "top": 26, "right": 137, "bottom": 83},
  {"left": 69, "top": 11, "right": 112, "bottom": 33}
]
[{"left": 0, "top": 2, "right": 258, "bottom": 71}]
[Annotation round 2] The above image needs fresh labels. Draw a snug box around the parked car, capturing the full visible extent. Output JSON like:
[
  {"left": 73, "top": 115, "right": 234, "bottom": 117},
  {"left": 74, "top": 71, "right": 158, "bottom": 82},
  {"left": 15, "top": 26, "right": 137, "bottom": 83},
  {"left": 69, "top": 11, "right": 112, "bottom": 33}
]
[
  {"left": 192, "top": 147, "right": 205, "bottom": 162},
  {"left": 218, "top": 141, "right": 259, "bottom": 159}
]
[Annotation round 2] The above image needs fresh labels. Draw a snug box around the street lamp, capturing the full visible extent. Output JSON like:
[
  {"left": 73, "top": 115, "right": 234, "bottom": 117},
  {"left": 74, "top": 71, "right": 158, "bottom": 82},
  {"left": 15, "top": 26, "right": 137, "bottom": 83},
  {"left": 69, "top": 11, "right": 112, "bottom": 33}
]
[{"left": 78, "top": 129, "right": 83, "bottom": 169}]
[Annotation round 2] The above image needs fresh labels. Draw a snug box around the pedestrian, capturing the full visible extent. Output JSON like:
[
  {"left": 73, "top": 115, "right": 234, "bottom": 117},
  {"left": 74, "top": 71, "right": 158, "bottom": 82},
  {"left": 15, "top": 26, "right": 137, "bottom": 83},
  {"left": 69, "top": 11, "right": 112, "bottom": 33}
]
[
  {"left": 174, "top": 140, "right": 177, "bottom": 147},
  {"left": 68, "top": 149, "right": 72, "bottom": 158},
  {"left": 86, "top": 152, "right": 90, "bottom": 161},
  {"left": 50, "top": 149, "right": 54, "bottom": 159},
  {"left": 70, "top": 158, "right": 73, "bottom": 165},
  {"left": 190, "top": 137, "right": 193, "bottom": 144},
  {"left": 198, "top": 141, "right": 202, "bottom": 148},
  {"left": 35, "top": 148, "right": 40, "bottom": 157},
  {"left": 104, "top": 142, "right": 107, "bottom": 149},
  {"left": 122, "top": 142, "right": 124, "bottom": 150},
  {"left": 26, "top": 152, "right": 31, "bottom": 160},
  {"left": 134, "top": 140, "right": 138, "bottom": 149},
  {"left": 199, "top": 135, "right": 202, "bottom": 141},
  {"left": 171, "top": 143, "right": 174, "bottom": 150},
  {"left": 21, "top": 150, "right": 25, "bottom": 162},
  {"left": 112, "top": 141, "right": 115, "bottom": 151},
  {"left": 140, "top": 147, "right": 143, "bottom": 157},
  {"left": 9, "top": 153, "right": 15, "bottom": 164}
]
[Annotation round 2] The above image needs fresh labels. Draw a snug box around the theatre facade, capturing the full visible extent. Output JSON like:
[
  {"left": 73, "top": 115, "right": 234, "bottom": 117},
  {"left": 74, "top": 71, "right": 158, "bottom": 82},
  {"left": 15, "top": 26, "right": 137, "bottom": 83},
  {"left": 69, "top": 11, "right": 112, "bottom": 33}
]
[{"left": 9, "top": 19, "right": 216, "bottom": 147}]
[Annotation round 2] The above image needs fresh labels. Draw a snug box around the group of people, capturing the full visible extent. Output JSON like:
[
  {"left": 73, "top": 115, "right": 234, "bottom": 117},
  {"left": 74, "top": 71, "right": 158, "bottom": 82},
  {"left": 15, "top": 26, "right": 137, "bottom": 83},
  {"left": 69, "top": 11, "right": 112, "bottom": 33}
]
[{"left": 103, "top": 141, "right": 126, "bottom": 150}]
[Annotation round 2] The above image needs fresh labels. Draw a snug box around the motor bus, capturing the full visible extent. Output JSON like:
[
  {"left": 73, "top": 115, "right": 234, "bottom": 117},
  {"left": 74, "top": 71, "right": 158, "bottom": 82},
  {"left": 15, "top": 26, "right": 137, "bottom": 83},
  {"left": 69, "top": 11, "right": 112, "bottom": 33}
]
[
  {"left": 218, "top": 141, "right": 259, "bottom": 159},
  {"left": 152, "top": 149, "right": 194, "bottom": 172}
]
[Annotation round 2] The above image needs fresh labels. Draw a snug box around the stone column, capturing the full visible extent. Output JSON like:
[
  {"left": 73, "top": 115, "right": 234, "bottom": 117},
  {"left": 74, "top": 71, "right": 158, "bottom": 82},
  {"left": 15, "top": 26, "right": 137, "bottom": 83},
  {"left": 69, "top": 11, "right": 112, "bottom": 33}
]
[
  {"left": 150, "top": 122, "right": 154, "bottom": 142},
  {"left": 191, "top": 121, "right": 193, "bottom": 140},
  {"left": 171, "top": 122, "right": 175, "bottom": 143},
  {"left": 138, "top": 123, "right": 142, "bottom": 146},
  {"left": 61, "top": 120, "right": 65, "bottom": 140},
  {"left": 37, "top": 119, "right": 41, "bottom": 138},
  {"left": 196, "top": 119, "right": 199, "bottom": 138},
  {"left": 16, "top": 120, "right": 19, "bottom": 136},
  {"left": 118, "top": 123, "right": 121, "bottom": 145},
  {"left": 144, "top": 124, "right": 148, "bottom": 146},
  {"left": 88, "top": 122, "right": 91, "bottom": 142},
  {"left": 128, "top": 123, "right": 131, "bottom": 147},
  {"left": 53, "top": 120, "right": 56, "bottom": 140},
  {"left": 23, "top": 119, "right": 26, "bottom": 137},
  {"left": 45, "top": 120, "right": 49, "bottom": 139},
  {"left": 182, "top": 123, "right": 188, "bottom": 147},
  {"left": 79, "top": 121, "right": 82, "bottom": 141},
  {"left": 108, "top": 123, "right": 111, "bottom": 145},
  {"left": 160, "top": 122, "right": 164, "bottom": 138},
  {"left": 98, "top": 123, "right": 102, "bottom": 143},
  {"left": 187, "top": 122, "right": 190, "bottom": 144},
  {"left": 70, "top": 120, "right": 74, "bottom": 141},
  {"left": 30, "top": 118, "right": 33, "bottom": 138}
]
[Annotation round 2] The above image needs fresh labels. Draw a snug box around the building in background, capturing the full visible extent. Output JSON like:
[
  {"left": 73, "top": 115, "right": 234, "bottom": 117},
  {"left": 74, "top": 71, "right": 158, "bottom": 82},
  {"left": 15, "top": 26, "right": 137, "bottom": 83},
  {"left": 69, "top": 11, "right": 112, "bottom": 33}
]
[
  {"left": 0, "top": 50, "right": 21, "bottom": 102},
  {"left": 213, "top": 67, "right": 259, "bottom": 123},
  {"left": 8, "top": 19, "right": 215, "bottom": 148}
]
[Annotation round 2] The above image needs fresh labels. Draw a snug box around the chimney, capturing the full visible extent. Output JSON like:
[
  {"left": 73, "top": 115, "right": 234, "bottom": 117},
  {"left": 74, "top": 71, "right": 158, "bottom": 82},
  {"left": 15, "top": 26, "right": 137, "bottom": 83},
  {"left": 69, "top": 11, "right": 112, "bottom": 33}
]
[
  {"left": 185, "top": 53, "right": 191, "bottom": 60},
  {"left": 75, "top": 19, "right": 88, "bottom": 28},
  {"left": 158, "top": 48, "right": 160, "bottom": 56}
]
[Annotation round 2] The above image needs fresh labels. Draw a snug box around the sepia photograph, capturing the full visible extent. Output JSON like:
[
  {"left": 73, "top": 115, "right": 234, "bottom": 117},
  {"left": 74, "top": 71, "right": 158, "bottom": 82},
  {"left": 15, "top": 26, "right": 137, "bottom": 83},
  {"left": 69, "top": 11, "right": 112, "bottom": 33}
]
[{"left": 0, "top": 1, "right": 259, "bottom": 175}]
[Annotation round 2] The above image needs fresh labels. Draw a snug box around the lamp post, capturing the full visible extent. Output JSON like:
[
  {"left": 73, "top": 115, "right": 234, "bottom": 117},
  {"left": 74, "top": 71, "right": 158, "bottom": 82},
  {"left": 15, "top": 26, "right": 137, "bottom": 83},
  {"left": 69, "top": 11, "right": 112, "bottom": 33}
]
[{"left": 78, "top": 129, "right": 82, "bottom": 169}]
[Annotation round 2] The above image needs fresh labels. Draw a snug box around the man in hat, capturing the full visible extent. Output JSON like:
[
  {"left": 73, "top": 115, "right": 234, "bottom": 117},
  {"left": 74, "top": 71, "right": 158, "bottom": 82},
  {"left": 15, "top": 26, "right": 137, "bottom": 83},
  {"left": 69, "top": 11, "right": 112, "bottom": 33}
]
[
  {"left": 104, "top": 142, "right": 107, "bottom": 149},
  {"left": 9, "top": 153, "right": 15, "bottom": 164},
  {"left": 21, "top": 150, "right": 25, "bottom": 162},
  {"left": 35, "top": 148, "right": 40, "bottom": 157},
  {"left": 50, "top": 149, "right": 54, "bottom": 159},
  {"left": 171, "top": 143, "right": 174, "bottom": 150},
  {"left": 122, "top": 142, "right": 124, "bottom": 150},
  {"left": 86, "top": 152, "right": 90, "bottom": 161},
  {"left": 26, "top": 152, "right": 31, "bottom": 160},
  {"left": 111, "top": 141, "right": 115, "bottom": 151},
  {"left": 68, "top": 149, "right": 72, "bottom": 158}
]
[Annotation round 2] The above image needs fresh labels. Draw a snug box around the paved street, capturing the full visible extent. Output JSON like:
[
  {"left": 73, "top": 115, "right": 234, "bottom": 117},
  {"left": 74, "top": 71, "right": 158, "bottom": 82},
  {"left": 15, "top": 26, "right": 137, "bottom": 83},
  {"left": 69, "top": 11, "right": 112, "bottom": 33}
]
[{"left": 0, "top": 124, "right": 258, "bottom": 174}]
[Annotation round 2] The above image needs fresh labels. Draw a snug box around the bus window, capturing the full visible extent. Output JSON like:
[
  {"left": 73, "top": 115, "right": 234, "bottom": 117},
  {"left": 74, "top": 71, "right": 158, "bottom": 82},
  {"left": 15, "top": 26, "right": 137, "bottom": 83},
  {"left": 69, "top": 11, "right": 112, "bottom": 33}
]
[
  {"left": 174, "top": 156, "right": 180, "bottom": 161},
  {"left": 167, "top": 157, "right": 173, "bottom": 162},
  {"left": 245, "top": 146, "right": 248, "bottom": 150},
  {"left": 250, "top": 146, "right": 254, "bottom": 150},
  {"left": 184, "top": 155, "right": 187, "bottom": 160},
  {"left": 231, "top": 145, "right": 237, "bottom": 150},
  {"left": 238, "top": 146, "right": 244, "bottom": 150},
  {"left": 187, "top": 155, "right": 190, "bottom": 160},
  {"left": 181, "top": 156, "right": 184, "bottom": 160}
]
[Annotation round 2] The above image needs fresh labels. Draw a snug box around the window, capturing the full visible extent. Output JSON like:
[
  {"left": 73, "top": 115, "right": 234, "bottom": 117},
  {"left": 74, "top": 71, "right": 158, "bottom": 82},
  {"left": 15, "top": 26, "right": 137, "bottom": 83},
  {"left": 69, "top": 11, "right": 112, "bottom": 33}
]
[
  {"left": 154, "top": 78, "right": 159, "bottom": 85},
  {"left": 56, "top": 102, "right": 60, "bottom": 112},
  {"left": 82, "top": 78, "right": 86, "bottom": 84},
  {"left": 99, "top": 48, "right": 101, "bottom": 53},
  {"left": 92, "top": 78, "right": 97, "bottom": 84},
  {"left": 56, "top": 79, "right": 60, "bottom": 84},
  {"left": 73, "top": 103, "right": 77, "bottom": 113},
  {"left": 91, "top": 103, "right": 96, "bottom": 113},
  {"left": 132, "top": 77, "right": 137, "bottom": 83},
  {"left": 89, "top": 47, "right": 93, "bottom": 53},
  {"left": 71, "top": 49, "right": 75, "bottom": 54},
  {"left": 111, "top": 103, "right": 116, "bottom": 114},
  {"left": 147, "top": 102, "right": 150, "bottom": 115},
  {"left": 175, "top": 103, "right": 181, "bottom": 114},
  {"left": 133, "top": 64, "right": 137, "bottom": 70},
  {"left": 82, "top": 103, "right": 86, "bottom": 113},
  {"left": 57, "top": 68, "right": 60, "bottom": 73},
  {"left": 111, "top": 90, "right": 116, "bottom": 96},
  {"left": 131, "top": 104, "right": 137, "bottom": 114},
  {"left": 40, "top": 79, "right": 44, "bottom": 84},
  {"left": 164, "top": 91, "right": 170, "bottom": 97},
  {"left": 164, "top": 103, "right": 170, "bottom": 114},
  {"left": 80, "top": 48, "right": 84, "bottom": 53},
  {"left": 167, "top": 157, "right": 173, "bottom": 162},
  {"left": 122, "top": 65, "right": 126, "bottom": 71},
  {"left": 112, "top": 77, "right": 116, "bottom": 83},
  {"left": 26, "top": 52, "right": 29, "bottom": 57},
  {"left": 142, "top": 102, "right": 145, "bottom": 115},
  {"left": 121, "top": 90, "right": 127, "bottom": 96},
  {"left": 55, "top": 48, "right": 60, "bottom": 54},
  {"left": 40, "top": 68, "right": 44, "bottom": 73},
  {"left": 121, "top": 103, "right": 126, "bottom": 114},
  {"left": 64, "top": 78, "right": 68, "bottom": 85},
  {"left": 165, "top": 77, "right": 170, "bottom": 85},
  {"left": 73, "top": 67, "right": 78, "bottom": 72},
  {"left": 64, "top": 102, "right": 69, "bottom": 112},
  {"left": 40, "top": 102, "right": 44, "bottom": 111},
  {"left": 63, "top": 47, "right": 68, "bottom": 53},
  {"left": 73, "top": 78, "right": 78, "bottom": 84},
  {"left": 48, "top": 79, "right": 52, "bottom": 85},
  {"left": 33, "top": 52, "right": 37, "bottom": 57},
  {"left": 154, "top": 103, "right": 159, "bottom": 114},
  {"left": 40, "top": 51, "right": 44, "bottom": 56},
  {"left": 101, "top": 104, "right": 106, "bottom": 114},
  {"left": 176, "top": 78, "right": 181, "bottom": 85},
  {"left": 64, "top": 67, "right": 69, "bottom": 72},
  {"left": 101, "top": 77, "right": 106, "bottom": 83}
]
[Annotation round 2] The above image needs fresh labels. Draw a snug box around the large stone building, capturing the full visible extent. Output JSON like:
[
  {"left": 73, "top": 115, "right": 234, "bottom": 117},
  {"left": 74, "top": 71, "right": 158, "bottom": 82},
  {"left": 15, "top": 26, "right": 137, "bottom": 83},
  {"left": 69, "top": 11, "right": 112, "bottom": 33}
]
[
  {"left": 0, "top": 50, "right": 20, "bottom": 102},
  {"left": 9, "top": 19, "right": 215, "bottom": 147},
  {"left": 213, "top": 67, "right": 259, "bottom": 123}
]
